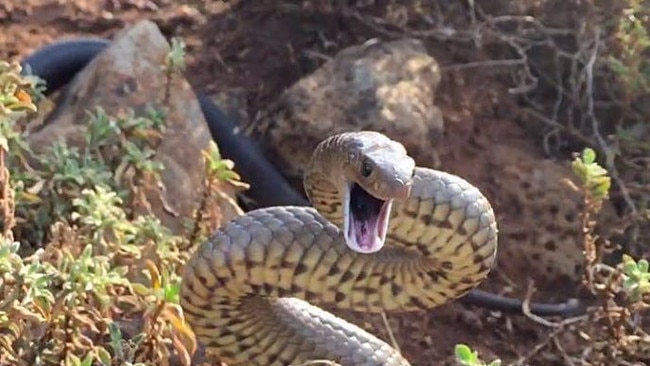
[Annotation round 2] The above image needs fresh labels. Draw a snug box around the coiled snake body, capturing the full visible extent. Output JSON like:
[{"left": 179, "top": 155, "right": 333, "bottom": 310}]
[{"left": 180, "top": 131, "right": 498, "bottom": 365}]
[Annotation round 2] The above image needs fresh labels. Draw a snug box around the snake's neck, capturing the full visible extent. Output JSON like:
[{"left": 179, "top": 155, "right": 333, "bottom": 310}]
[
  {"left": 304, "top": 171, "right": 345, "bottom": 229},
  {"left": 303, "top": 134, "right": 352, "bottom": 229}
]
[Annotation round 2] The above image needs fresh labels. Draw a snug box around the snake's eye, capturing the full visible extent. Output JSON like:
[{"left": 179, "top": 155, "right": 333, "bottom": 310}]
[{"left": 361, "top": 159, "right": 373, "bottom": 177}]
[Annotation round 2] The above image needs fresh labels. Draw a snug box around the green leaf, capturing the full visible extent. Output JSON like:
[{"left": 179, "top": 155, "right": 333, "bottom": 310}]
[
  {"left": 623, "top": 257, "right": 637, "bottom": 273},
  {"left": 164, "top": 282, "right": 181, "bottom": 303},
  {"left": 455, "top": 344, "right": 475, "bottom": 362},
  {"left": 108, "top": 322, "right": 123, "bottom": 344},
  {"left": 96, "top": 346, "right": 112, "bottom": 365},
  {"left": 66, "top": 354, "right": 82, "bottom": 366},
  {"left": 638, "top": 259, "right": 649, "bottom": 273},
  {"left": 80, "top": 353, "right": 94, "bottom": 366},
  {"left": 582, "top": 147, "right": 596, "bottom": 164}
]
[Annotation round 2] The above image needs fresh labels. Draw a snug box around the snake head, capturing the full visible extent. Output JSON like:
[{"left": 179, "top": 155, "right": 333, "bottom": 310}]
[{"left": 341, "top": 131, "right": 416, "bottom": 254}]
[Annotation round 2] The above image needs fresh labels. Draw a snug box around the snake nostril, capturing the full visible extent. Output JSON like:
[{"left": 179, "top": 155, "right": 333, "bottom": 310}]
[{"left": 374, "top": 181, "right": 385, "bottom": 192}]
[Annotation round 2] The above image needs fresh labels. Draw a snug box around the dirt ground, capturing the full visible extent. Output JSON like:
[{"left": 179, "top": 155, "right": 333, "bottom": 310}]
[{"left": 1, "top": 1, "right": 629, "bottom": 365}]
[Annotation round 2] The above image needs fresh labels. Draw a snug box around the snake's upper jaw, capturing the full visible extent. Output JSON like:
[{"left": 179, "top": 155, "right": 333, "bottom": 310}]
[{"left": 343, "top": 182, "right": 393, "bottom": 254}]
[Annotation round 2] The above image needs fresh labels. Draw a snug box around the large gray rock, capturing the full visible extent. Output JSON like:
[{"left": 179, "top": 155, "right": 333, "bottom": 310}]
[
  {"left": 255, "top": 38, "right": 444, "bottom": 186},
  {"left": 26, "top": 20, "right": 236, "bottom": 234}
]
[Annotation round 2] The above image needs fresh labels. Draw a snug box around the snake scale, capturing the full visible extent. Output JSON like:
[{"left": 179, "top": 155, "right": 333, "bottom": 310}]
[{"left": 179, "top": 131, "right": 498, "bottom": 365}]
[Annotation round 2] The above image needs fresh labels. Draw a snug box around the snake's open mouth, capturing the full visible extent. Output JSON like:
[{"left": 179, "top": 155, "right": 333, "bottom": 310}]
[{"left": 343, "top": 182, "right": 392, "bottom": 254}]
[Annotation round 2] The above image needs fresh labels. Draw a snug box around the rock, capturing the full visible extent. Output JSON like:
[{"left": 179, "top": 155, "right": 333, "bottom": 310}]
[
  {"left": 26, "top": 20, "right": 240, "bottom": 234},
  {"left": 255, "top": 38, "right": 444, "bottom": 187},
  {"left": 489, "top": 144, "right": 587, "bottom": 291},
  {"left": 476, "top": 142, "right": 622, "bottom": 295}
]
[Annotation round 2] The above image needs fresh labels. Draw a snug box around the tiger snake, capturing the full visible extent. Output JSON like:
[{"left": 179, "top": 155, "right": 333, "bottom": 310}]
[{"left": 179, "top": 131, "right": 498, "bottom": 365}]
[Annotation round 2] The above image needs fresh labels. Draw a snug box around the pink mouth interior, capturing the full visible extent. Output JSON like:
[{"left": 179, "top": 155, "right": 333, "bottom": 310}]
[
  {"left": 345, "top": 183, "right": 391, "bottom": 253},
  {"left": 352, "top": 216, "right": 377, "bottom": 250}
]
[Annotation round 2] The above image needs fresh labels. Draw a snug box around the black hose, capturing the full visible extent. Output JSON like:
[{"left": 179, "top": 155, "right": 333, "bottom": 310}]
[
  {"left": 20, "top": 37, "right": 585, "bottom": 318},
  {"left": 459, "top": 289, "right": 584, "bottom": 317}
]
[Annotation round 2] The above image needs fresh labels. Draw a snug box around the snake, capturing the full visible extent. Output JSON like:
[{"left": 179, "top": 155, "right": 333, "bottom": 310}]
[
  {"left": 19, "top": 36, "right": 585, "bottom": 362},
  {"left": 179, "top": 130, "right": 498, "bottom": 365}
]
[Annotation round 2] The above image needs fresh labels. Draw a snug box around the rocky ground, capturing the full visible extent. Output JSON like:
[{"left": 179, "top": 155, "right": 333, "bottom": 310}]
[{"left": 2, "top": 1, "right": 645, "bottom": 365}]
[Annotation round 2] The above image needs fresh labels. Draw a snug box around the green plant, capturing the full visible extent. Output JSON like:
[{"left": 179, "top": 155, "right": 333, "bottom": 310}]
[
  {"left": 565, "top": 147, "right": 650, "bottom": 364},
  {"left": 454, "top": 344, "right": 501, "bottom": 366},
  {"left": 571, "top": 147, "right": 612, "bottom": 270},
  {"left": 188, "top": 140, "right": 248, "bottom": 247},
  {"left": 607, "top": 0, "right": 650, "bottom": 98},
  {"left": 621, "top": 255, "right": 650, "bottom": 303},
  {"left": 162, "top": 37, "right": 187, "bottom": 106},
  {"left": 0, "top": 39, "right": 242, "bottom": 366}
]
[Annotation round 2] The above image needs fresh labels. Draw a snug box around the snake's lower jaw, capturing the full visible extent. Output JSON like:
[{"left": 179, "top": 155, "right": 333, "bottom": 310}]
[
  {"left": 343, "top": 183, "right": 392, "bottom": 254},
  {"left": 377, "top": 198, "right": 392, "bottom": 246}
]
